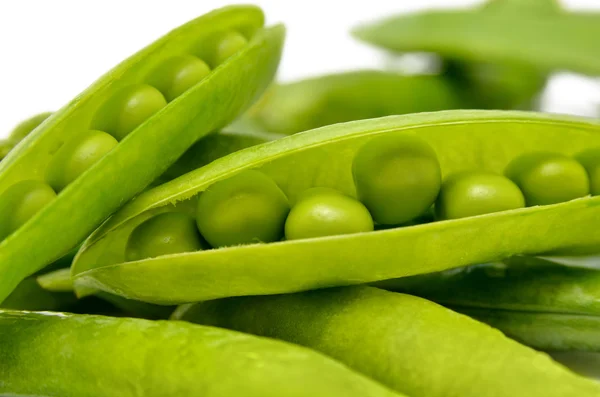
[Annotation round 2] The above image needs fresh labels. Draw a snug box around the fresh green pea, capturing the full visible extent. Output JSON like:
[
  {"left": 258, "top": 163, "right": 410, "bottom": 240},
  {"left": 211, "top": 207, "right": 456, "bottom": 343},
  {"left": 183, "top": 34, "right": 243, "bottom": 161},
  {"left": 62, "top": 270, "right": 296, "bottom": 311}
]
[
  {"left": 47, "top": 130, "right": 119, "bottom": 191},
  {"left": 285, "top": 188, "right": 373, "bottom": 240},
  {"left": 0, "top": 180, "right": 57, "bottom": 241},
  {"left": 575, "top": 147, "right": 600, "bottom": 196},
  {"left": 0, "top": 140, "right": 12, "bottom": 160},
  {"left": 126, "top": 212, "right": 203, "bottom": 262},
  {"left": 94, "top": 84, "right": 168, "bottom": 140},
  {"left": 8, "top": 112, "right": 52, "bottom": 144},
  {"left": 505, "top": 152, "right": 590, "bottom": 206},
  {"left": 150, "top": 55, "right": 211, "bottom": 102},
  {"left": 435, "top": 171, "right": 525, "bottom": 220},
  {"left": 352, "top": 133, "right": 441, "bottom": 225},
  {"left": 214, "top": 31, "right": 248, "bottom": 65},
  {"left": 196, "top": 170, "right": 289, "bottom": 247}
]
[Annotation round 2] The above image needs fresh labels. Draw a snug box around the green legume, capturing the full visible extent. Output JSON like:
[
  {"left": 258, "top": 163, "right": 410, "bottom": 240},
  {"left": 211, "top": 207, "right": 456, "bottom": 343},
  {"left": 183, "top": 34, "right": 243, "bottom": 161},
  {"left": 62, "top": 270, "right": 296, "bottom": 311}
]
[
  {"left": 505, "top": 151, "right": 590, "bottom": 206},
  {"left": 0, "top": 180, "right": 57, "bottom": 241},
  {"left": 8, "top": 112, "right": 52, "bottom": 144},
  {"left": 352, "top": 133, "right": 441, "bottom": 225},
  {"left": 196, "top": 170, "right": 289, "bottom": 247},
  {"left": 214, "top": 31, "right": 248, "bottom": 65},
  {"left": 285, "top": 188, "right": 374, "bottom": 240},
  {"left": 151, "top": 55, "right": 211, "bottom": 102},
  {"left": 126, "top": 212, "right": 203, "bottom": 262},
  {"left": 575, "top": 147, "right": 600, "bottom": 196},
  {"left": 95, "top": 84, "right": 168, "bottom": 140},
  {"left": 47, "top": 130, "right": 119, "bottom": 191},
  {"left": 435, "top": 170, "right": 525, "bottom": 220}
]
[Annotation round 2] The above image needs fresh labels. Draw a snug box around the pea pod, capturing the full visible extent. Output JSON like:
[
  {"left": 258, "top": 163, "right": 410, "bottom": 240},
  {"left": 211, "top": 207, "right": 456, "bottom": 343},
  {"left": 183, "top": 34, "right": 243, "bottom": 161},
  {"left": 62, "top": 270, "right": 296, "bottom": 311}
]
[
  {"left": 0, "top": 310, "right": 402, "bottom": 397},
  {"left": 352, "top": 0, "right": 600, "bottom": 76},
  {"left": 174, "top": 286, "right": 600, "bottom": 397},
  {"left": 0, "top": 5, "right": 285, "bottom": 303},
  {"left": 245, "top": 71, "right": 464, "bottom": 134},
  {"left": 70, "top": 110, "right": 600, "bottom": 304}
]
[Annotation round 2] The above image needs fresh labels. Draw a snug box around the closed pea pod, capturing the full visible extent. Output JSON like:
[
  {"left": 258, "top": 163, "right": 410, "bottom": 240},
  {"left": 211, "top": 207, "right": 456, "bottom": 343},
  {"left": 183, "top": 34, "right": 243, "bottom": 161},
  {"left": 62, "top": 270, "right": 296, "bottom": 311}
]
[
  {"left": 70, "top": 110, "right": 600, "bottom": 304},
  {"left": 435, "top": 170, "right": 525, "bottom": 220},
  {"left": 0, "top": 5, "right": 284, "bottom": 304},
  {"left": 0, "top": 310, "right": 403, "bottom": 397},
  {"left": 505, "top": 152, "right": 590, "bottom": 206}
]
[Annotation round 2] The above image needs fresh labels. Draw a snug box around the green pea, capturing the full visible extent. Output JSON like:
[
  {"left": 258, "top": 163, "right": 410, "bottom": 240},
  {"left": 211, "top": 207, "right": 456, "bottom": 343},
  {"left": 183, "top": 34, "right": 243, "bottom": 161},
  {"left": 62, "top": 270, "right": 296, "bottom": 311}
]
[
  {"left": 95, "top": 84, "right": 167, "bottom": 140},
  {"left": 196, "top": 170, "right": 289, "bottom": 247},
  {"left": 0, "top": 140, "right": 13, "bottom": 160},
  {"left": 0, "top": 180, "right": 57, "bottom": 241},
  {"left": 285, "top": 188, "right": 374, "bottom": 240},
  {"left": 151, "top": 55, "right": 211, "bottom": 102},
  {"left": 575, "top": 147, "right": 600, "bottom": 196},
  {"left": 352, "top": 133, "right": 441, "bottom": 225},
  {"left": 47, "top": 130, "right": 119, "bottom": 191},
  {"left": 435, "top": 171, "right": 525, "bottom": 220},
  {"left": 505, "top": 152, "right": 590, "bottom": 206},
  {"left": 214, "top": 31, "right": 248, "bottom": 65},
  {"left": 8, "top": 112, "right": 52, "bottom": 144},
  {"left": 294, "top": 187, "right": 344, "bottom": 204},
  {"left": 126, "top": 212, "right": 203, "bottom": 262}
]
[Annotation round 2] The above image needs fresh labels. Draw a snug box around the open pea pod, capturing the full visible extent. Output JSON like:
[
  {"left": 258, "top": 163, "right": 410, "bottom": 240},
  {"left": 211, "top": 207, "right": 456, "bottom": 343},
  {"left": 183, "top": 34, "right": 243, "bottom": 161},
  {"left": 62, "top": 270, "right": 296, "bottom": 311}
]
[
  {"left": 379, "top": 257, "right": 600, "bottom": 352},
  {"left": 244, "top": 71, "right": 464, "bottom": 134},
  {"left": 353, "top": 0, "right": 600, "bottom": 76},
  {"left": 174, "top": 286, "right": 600, "bottom": 397},
  {"left": 0, "top": 5, "right": 285, "bottom": 303},
  {"left": 70, "top": 110, "right": 600, "bottom": 304}
]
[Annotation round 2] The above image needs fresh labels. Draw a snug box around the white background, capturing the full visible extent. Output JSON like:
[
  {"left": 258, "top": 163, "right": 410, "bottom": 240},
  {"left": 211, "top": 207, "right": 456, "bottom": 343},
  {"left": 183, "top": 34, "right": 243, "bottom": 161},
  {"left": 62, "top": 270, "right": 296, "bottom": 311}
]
[{"left": 1, "top": 0, "right": 600, "bottom": 135}]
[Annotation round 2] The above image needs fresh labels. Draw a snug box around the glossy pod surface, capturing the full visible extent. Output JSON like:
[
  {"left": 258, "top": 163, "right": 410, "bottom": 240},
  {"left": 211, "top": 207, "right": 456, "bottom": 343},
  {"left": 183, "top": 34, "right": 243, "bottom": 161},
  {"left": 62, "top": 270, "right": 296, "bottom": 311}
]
[
  {"left": 0, "top": 310, "right": 402, "bottom": 397},
  {"left": 71, "top": 110, "right": 600, "bottom": 304},
  {"left": 175, "top": 286, "right": 600, "bottom": 397},
  {"left": 353, "top": 0, "right": 600, "bottom": 76},
  {"left": 0, "top": 5, "right": 285, "bottom": 303}
]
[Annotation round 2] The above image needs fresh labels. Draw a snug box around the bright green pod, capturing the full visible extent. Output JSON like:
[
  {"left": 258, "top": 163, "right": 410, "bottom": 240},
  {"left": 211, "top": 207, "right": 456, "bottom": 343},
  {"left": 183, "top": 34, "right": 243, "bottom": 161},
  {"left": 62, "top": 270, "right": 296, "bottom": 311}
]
[
  {"left": 505, "top": 152, "right": 590, "bottom": 206},
  {"left": 576, "top": 147, "right": 600, "bottom": 196},
  {"left": 0, "top": 310, "right": 403, "bottom": 397},
  {"left": 352, "top": 0, "right": 600, "bottom": 76},
  {"left": 245, "top": 71, "right": 464, "bottom": 134},
  {"left": 8, "top": 112, "right": 52, "bottom": 144},
  {"left": 126, "top": 212, "right": 203, "bottom": 261},
  {"left": 0, "top": 5, "right": 284, "bottom": 304},
  {"left": 175, "top": 286, "right": 600, "bottom": 397},
  {"left": 149, "top": 55, "right": 212, "bottom": 102},
  {"left": 196, "top": 170, "right": 289, "bottom": 247},
  {"left": 352, "top": 133, "right": 441, "bottom": 225},
  {"left": 71, "top": 110, "right": 600, "bottom": 304},
  {"left": 435, "top": 170, "right": 525, "bottom": 220},
  {"left": 285, "top": 188, "right": 373, "bottom": 240}
]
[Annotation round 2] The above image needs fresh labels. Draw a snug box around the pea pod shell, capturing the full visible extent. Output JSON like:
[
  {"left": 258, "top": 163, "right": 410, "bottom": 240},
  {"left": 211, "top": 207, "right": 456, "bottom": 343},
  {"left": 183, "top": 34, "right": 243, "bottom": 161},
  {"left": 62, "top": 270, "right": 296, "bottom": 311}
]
[
  {"left": 352, "top": 2, "right": 600, "bottom": 76},
  {"left": 175, "top": 286, "right": 600, "bottom": 397},
  {"left": 0, "top": 310, "right": 402, "bottom": 397},
  {"left": 0, "top": 6, "right": 284, "bottom": 303}
]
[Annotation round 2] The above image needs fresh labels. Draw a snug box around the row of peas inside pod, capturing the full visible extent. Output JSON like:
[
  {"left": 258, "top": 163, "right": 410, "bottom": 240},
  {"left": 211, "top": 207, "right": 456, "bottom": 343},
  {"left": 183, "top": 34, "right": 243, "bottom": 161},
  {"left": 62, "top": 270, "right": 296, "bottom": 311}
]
[
  {"left": 0, "top": 31, "right": 251, "bottom": 242},
  {"left": 125, "top": 133, "right": 600, "bottom": 259}
]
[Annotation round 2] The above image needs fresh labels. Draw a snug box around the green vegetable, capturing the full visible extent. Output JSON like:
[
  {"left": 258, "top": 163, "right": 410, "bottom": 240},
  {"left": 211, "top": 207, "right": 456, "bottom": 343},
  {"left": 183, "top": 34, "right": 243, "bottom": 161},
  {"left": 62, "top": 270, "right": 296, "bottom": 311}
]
[
  {"left": 126, "top": 212, "right": 204, "bottom": 261},
  {"left": 196, "top": 170, "right": 290, "bottom": 247},
  {"left": 435, "top": 170, "right": 525, "bottom": 220},
  {"left": 0, "top": 309, "right": 403, "bottom": 397},
  {"left": 0, "top": 5, "right": 284, "bottom": 304},
  {"left": 214, "top": 31, "right": 249, "bottom": 66},
  {"left": 8, "top": 112, "right": 52, "bottom": 144},
  {"left": 148, "top": 55, "right": 212, "bottom": 102},
  {"left": 71, "top": 110, "right": 600, "bottom": 304},
  {"left": 576, "top": 147, "right": 600, "bottom": 196},
  {"left": 352, "top": 133, "right": 441, "bottom": 225},
  {"left": 505, "top": 152, "right": 590, "bottom": 206},
  {"left": 285, "top": 188, "right": 373, "bottom": 240},
  {"left": 0, "top": 140, "right": 12, "bottom": 161},
  {"left": 175, "top": 286, "right": 600, "bottom": 397}
]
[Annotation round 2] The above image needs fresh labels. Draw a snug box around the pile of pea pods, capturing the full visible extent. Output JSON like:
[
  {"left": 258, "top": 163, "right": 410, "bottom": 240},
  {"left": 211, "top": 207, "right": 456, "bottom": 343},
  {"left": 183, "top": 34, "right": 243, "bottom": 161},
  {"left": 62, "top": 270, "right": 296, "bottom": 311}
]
[{"left": 3, "top": 1, "right": 600, "bottom": 396}]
